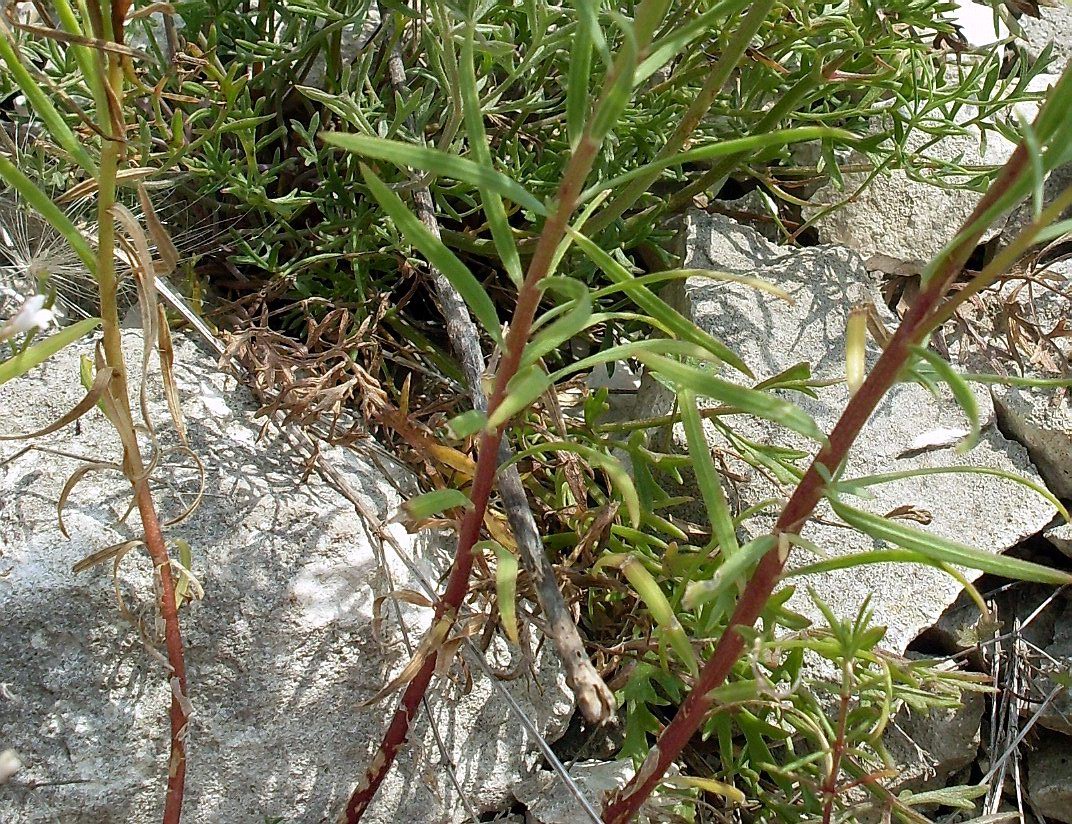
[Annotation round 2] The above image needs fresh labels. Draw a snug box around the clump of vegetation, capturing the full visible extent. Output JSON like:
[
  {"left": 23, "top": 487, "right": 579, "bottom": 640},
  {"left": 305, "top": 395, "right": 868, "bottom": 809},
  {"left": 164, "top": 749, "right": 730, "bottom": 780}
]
[{"left": 2, "top": 0, "right": 1071, "bottom": 822}]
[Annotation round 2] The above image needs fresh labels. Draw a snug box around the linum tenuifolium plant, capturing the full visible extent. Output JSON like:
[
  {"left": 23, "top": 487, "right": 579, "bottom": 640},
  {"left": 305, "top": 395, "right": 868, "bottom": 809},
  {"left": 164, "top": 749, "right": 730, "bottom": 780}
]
[
  {"left": 324, "top": 5, "right": 1072, "bottom": 824},
  {"left": 2, "top": 0, "right": 1072, "bottom": 823}
]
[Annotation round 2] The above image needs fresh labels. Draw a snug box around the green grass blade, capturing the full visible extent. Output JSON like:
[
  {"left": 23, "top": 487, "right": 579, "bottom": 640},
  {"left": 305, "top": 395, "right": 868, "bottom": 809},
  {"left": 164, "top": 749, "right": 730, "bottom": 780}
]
[
  {"left": 639, "top": 352, "right": 825, "bottom": 443},
  {"left": 683, "top": 535, "right": 776, "bottom": 610},
  {"left": 523, "top": 277, "right": 593, "bottom": 366},
  {"left": 487, "top": 540, "right": 520, "bottom": 644},
  {"left": 486, "top": 363, "right": 550, "bottom": 430},
  {"left": 0, "top": 34, "right": 95, "bottom": 175},
  {"left": 0, "top": 317, "right": 101, "bottom": 386},
  {"left": 326, "top": 132, "right": 547, "bottom": 216},
  {"left": 402, "top": 488, "right": 474, "bottom": 520},
  {"left": 840, "top": 465, "right": 1068, "bottom": 523},
  {"left": 460, "top": 24, "right": 524, "bottom": 287},
  {"left": 621, "top": 555, "right": 698, "bottom": 677},
  {"left": 508, "top": 440, "right": 640, "bottom": 528},
  {"left": 579, "top": 127, "right": 853, "bottom": 204},
  {"left": 831, "top": 499, "right": 1072, "bottom": 586},
  {"left": 566, "top": 17, "right": 594, "bottom": 149},
  {"left": 566, "top": 226, "right": 753, "bottom": 376},
  {"left": 910, "top": 346, "right": 980, "bottom": 452},
  {"left": 679, "top": 389, "right": 738, "bottom": 556},
  {"left": 360, "top": 163, "right": 502, "bottom": 345}
]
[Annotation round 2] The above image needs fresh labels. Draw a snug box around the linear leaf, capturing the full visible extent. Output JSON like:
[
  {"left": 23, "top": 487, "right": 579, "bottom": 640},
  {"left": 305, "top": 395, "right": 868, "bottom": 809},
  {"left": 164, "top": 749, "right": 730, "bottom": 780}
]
[
  {"left": 460, "top": 25, "right": 524, "bottom": 287},
  {"left": 679, "top": 389, "right": 738, "bottom": 556},
  {"left": 639, "top": 352, "right": 825, "bottom": 443},
  {"left": 402, "top": 489, "right": 473, "bottom": 521},
  {"left": 326, "top": 132, "right": 547, "bottom": 216},
  {"left": 841, "top": 465, "right": 1068, "bottom": 522},
  {"left": 0, "top": 318, "right": 101, "bottom": 386},
  {"left": 523, "top": 277, "right": 593, "bottom": 366},
  {"left": 579, "top": 127, "right": 854, "bottom": 203},
  {"left": 566, "top": 17, "right": 594, "bottom": 149},
  {"left": 360, "top": 163, "right": 502, "bottom": 345},
  {"left": 509, "top": 440, "right": 640, "bottom": 528},
  {"left": 910, "top": 346, "right": 980, "bottom": 452},
  {"left": 831, "top": 499, "right": 1072, "bottom": 585},
  {"left": 683, "top": 535, "right": 776, "bottom": 611},
  {"left": 567, "top": 227, "right": 752, "bottom": 376},
  {"left": 486, "top": 364, "right": 550, "bottom": 430},
  {"left": 621, "top": 556, "right": 698, "bottom": 677}
]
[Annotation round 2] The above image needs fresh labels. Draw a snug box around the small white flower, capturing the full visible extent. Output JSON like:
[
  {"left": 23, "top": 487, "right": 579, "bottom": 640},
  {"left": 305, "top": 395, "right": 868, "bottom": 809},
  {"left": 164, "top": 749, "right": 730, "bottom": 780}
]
[{"left": 0, "top": 294, "right": 56, "bottom": 342}]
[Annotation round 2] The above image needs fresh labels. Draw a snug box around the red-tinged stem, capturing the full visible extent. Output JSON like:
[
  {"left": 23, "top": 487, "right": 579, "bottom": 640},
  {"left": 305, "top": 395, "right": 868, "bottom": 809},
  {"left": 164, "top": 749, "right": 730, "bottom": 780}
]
[
  {"left": 135, "top": 480, "right": 188, "bottom": 824},
  {"left": 343, "top": 135, "right": 602, "bottom": 824},
  {"left": 822, "top": 680, "right": 852, "bottom": 824},
  {"left": 601, "top": 143, "right": 1031, "bottom": 824}
]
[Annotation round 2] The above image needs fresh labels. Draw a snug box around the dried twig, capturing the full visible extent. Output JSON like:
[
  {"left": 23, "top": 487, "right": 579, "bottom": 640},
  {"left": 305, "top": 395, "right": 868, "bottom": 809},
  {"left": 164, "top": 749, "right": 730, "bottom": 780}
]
[{"left": 379, "top": 26, "right": 614, "bottom": 725}]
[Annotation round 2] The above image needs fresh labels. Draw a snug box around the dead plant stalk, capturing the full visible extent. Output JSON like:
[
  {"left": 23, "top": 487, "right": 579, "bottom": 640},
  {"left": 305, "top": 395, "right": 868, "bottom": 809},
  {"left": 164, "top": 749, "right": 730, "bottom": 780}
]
[{"left": 92, "top": 8, "right": 189, "bottom": 820}]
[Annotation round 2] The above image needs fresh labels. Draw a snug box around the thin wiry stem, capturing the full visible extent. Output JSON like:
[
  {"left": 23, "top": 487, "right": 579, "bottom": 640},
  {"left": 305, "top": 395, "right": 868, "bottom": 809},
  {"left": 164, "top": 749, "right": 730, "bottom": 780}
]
[
  {"left": 601, "top": 138, "right": 1032, "bottom": 824},
  {"left": 380, "top": 25, "right": 614, "bottom": 724},
  {"left": 89, "top": 4, "right": 189, "bottom": 818}
]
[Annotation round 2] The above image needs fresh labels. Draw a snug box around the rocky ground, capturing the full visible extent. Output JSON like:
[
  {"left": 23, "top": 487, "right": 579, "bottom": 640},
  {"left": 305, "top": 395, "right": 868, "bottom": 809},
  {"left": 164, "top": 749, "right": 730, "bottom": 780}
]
[{"left": 2, "top": 1, "right": 1072, "bottom": 823}]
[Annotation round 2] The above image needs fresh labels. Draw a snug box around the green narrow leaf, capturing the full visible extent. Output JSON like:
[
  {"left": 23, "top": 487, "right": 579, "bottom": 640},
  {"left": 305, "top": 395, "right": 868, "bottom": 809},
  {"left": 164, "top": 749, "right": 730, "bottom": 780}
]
[
  {"left": 523, "top": 277, "right": 593, "bottom": 366},
  {"left": 566, "top": 17, "right": 593, "bottom": 149},
  {"left": 683, "top": 535, "right": 776, "bottom": 611},
  {"left": 639, "top": 352, "right": 825, "bottom": 443},
  {"left": 0, "top": 318, "right": 101, "bottom": 386},
  {"left": 910, "top": 346, "right": 980, "bottom": 452},
  {"left": 459, "top": 25, "right": 524, "bottom": 287},
  {"left": 484, "top": 540, "right": 519, "bottom": 645},
  {"left": 634, "top": 0, "right": 751, "bottom": 83},
  {"left": 830, "top": 499, "right": 1072, "bottom": 586},
  {"left": 964, "top": 372, "right": 1072, "bottom": 389},
  {"left": 326, "top": 133, "right": 547, "bottom": 216},
  {"left": 679, "top": 389, "right": 738, "bottom": 556},
  {"left": 360, "top": 163, "right": 502, "bottom": 345},
  {"left": 0, "top": 35, "right": 95, "bottom": 175},
  {"left": 588, "top": 17, "right": 637, "bottom": 142},
  {"left": 401, "top": 488, "right": 474, "bottom": 521},
  {"left": 445, "top": 409, "right": 487, "bottom": 439},
  {"left": 567, "top": 226, "right": 753, "bottom": 376},
  {"left": 580, "top": 127, "right": 854, "bottom": 203},
  {"left": 621, "top": 555, "right": 698, "bottom": 677},
  {"left": 486, "top": 363, "right": 550, "bottom": 430},
  {"left": 840, "top": 465, "right": 1068, "bottom": 524}
]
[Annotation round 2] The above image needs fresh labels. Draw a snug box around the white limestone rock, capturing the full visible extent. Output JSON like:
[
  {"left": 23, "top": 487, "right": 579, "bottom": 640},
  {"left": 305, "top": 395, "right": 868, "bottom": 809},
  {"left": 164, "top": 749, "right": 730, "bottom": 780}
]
[
  {"left": 0, "top": 331, "right": 572, "bottom": 823},
  {"left": 633, "top": 212, "right": 1056, "bottom": 654}
]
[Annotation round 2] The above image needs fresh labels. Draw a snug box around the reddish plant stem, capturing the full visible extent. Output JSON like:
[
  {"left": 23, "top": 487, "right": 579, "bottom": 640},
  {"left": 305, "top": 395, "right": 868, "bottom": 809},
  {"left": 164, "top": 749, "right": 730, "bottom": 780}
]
[
  {"left": 821, "top": 681, "right": 852, "bottom": 824},
  {"left": 601, "top": 144, "right": 1030, "bottom": 824},
  {"left": 343, "top": 136, "right": 602, "bottom": 823},
  {"left": 135, "top": 480, "right": 188, "bottom": 824}
]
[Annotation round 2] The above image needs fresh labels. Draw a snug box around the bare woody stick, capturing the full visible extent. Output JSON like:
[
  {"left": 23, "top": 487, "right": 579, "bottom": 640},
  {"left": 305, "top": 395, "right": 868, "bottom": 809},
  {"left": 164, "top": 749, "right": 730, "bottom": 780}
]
[{"left": 380, "top": 31, "right": 614, "bottom": 724}]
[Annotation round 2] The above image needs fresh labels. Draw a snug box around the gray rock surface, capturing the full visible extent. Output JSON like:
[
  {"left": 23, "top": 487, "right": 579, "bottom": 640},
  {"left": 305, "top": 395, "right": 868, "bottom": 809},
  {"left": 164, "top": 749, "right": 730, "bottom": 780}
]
[
  {"left": 635, "top": 212, "right": 1056, "bottom": 653},
  {"left": 802, "top": 110, "right": 1015, "bottom": 266},
  {"left": 886, "top": 691, "right": 985, "bottom": 793},
  {"left": 0, "top": 331, "right": 572, "bottom": 823},
  {"left": 514, "top": 760, "right": 678, "bottom": 824},
  {"left": 1046, "top": 521, "right": 1072, "bottom": 558},
  {"left": 1027, "top": 732, "right": 1072, "bottom": 823},
  {"left": 1020, "top": 4, "right": 1072, "bottom": 73},
  {"left": 995, "top": 385, "right": 1072, "bottom": 499}
]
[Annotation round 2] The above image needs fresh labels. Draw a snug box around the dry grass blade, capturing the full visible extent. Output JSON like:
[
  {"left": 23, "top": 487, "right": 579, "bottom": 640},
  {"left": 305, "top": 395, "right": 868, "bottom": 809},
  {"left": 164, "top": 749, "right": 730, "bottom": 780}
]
[{"left": 0, "top": 364, "right": 114, "bottom": 441}]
